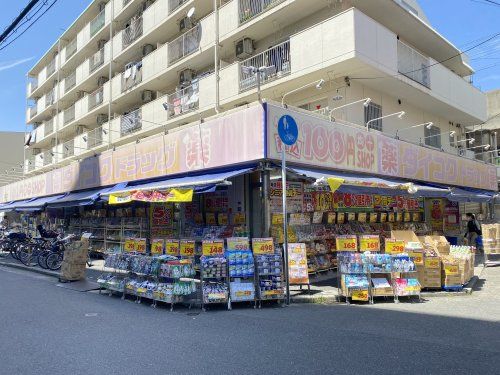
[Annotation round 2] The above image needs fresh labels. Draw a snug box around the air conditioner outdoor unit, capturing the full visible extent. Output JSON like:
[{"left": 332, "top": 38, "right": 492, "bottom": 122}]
[
  {"left": 180, "top": 16, "right": 194, "bottom": 32},
  {"left": 76, "top": 125, "right": 86, "bottom": 135},
  {"left": 97, "top": 76, "right": 108, "bottom": 86},
  {"left": 179, "top": 69, "right": 196, "bottom": 85},
  {"left": 236, "top": 38, "right": 254, "bottom": 59},
  {"left": 76, "top": 91, "right": 86, "bottom": 99},
  {"left": 142, "top": 44, "right": 154, "bottom": 57},
  {"left": 142, "top": 90, "right": 154, "bottom": 103},
  {"left": 97, "top": 114, "right": 109, "bottom": 125},
  {"left": 97, "top": 39, "right": 107, "bottom": 49}
]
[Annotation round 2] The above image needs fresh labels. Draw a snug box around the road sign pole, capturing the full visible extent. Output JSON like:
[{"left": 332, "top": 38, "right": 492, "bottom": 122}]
[{"left": 281, "top": 147, "right": 290, "bottom": 305}]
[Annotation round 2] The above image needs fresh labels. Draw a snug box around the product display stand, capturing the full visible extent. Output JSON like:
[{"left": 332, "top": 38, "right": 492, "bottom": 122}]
[
  {"left": 255, "top": 251, "right": 285, "bottom": 309},
  {"left": 337, "top": 252, "right": 370, "bottom": 305},
  {"left": 200, "top": 254, "right": 230, "bottom": 311},
  {"left": 227, "top": 243, "right": 257, "bottom": 308}
]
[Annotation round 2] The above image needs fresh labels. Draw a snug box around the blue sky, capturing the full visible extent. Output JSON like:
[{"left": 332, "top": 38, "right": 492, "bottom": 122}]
[{"left": 0, "top": 0, "right": 499, "bottom": 132}]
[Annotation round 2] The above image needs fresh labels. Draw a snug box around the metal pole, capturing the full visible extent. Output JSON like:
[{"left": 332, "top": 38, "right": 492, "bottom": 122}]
[
  {"left": 281, "top": 148, "right": 290, "bottom": 305},
  {"left": 108, "top": 0, "right": 114, "bottom": 148},
  {"left": 262, "top": 168, "right": 271, "bottom": 237},
  {"left": 257, "top": 70, "right": 262, "bottom": 103},
  {"left": 214, "top": 0, "right": 220, "bottom": 113}
]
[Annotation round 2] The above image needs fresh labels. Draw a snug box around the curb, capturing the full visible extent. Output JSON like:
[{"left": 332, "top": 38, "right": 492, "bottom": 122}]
[
  {"left": 291, "top": 295, "right": 340, "bottom": 304},
  {"left": 0, "top": 260, "right": 60, "bottom": 278}
]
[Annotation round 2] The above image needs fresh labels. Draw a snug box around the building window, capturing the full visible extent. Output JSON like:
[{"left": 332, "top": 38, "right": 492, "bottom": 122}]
[
  {"left": 365, "top": 102, "right": 382, "bottom": 131},
  {"left": 425, "top": 126, "right": 441, "bottom": 148}
]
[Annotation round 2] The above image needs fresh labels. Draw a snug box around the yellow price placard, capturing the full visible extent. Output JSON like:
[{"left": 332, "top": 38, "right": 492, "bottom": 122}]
[
  {"left": 336, "top": 235, "right": 358, "bottom": 251},
  {"left": 359, "top": 235, "right": 380, "bottom": 252},
  {"left": 272, "top": 213, "right": 284, "bottom": 225},
  {"left": 380, "top": 213, "right": 387, "bottom": 222},
  {"left": 385, "top": 240, "right": 405, "bottom": 254},
  {"left": 194, "top": 213, "right": 204, "bottom": 225},
  {"left": 403, "top": 212, "right": 411, "bottom": 222},
  {"left": 202, "top": 240, "right": 225, "bottom": 256},
  {"left": 412, "top": 212, "right": 421, "bottom": 222},
  {"left": 337, "top": 212, "right": 345, "bottom": 224},
  {"left": 233, "top": 213, "right": 246, "bottom": 225},
  {"left": 124, "top": 239, "right": 136, "bottom": 253},
  {"left": 226, "top": 237, "right": 249, "bottom": 251},
  {"left": 444, "top": 264, "right": 459, "bottom": 275},
  {"left": 206, "top": 213, "right": 216, "bottom": 225},
  {"left": 388, "top": 213, "right": 395, "bottom": 222},
  {"left": 218, "top": 213, "right": 228, "bottom": 226},
  {"left": 357, "top": 212, "right": 367, "bottom": 223},
  {"left": 151, "top": 239, "right": 164, "bottom": 255},
  {"left": 180, "top": 240, "right": 195, "bottom": 257},
  {"left": 425, "top": 257, "right": 440, "bottom": 269},
  {"left": 135, "top": 239, "right": 147, "bottom": 254},
  {"left": 327, "top": 212, "right": 336, "bottom": 224},
  {"left": 396, "top": 212, "right": 403, "bottom": 222},
  {"left": 369, "top": 213, "right": 378, "bottom": 223},
  {"left": 252, "top": 238, "right": 275, "bottom": 254},
  {"left": 165, "top": 240, "right": 180, "bottom": 256},
  {"left": 347, "top": 212, "right": 356, "bottom": 222},
  {"left": 351, "top": 289, "right": 369, "bottom": 301},
  {"left": 408, "top": 250, "right": 423, "bottom": 265}
]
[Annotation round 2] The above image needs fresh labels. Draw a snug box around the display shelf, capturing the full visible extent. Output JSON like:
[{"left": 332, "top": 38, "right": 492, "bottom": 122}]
[
  {"left": 200, "top": 253, "right": 230, "bottom": 311},
  {"left": 255, "top": 252, "right": 285, "bottom": 308}
]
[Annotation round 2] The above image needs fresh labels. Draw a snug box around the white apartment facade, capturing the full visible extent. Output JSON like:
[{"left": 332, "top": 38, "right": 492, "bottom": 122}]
[{"left": 11, "top": 0, "right": 495, "bottom": 200}]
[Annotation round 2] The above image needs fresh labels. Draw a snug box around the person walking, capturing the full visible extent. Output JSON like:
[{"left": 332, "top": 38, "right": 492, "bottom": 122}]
[{"left": 464, "top": 213, "right": 482, "bottom": 252}]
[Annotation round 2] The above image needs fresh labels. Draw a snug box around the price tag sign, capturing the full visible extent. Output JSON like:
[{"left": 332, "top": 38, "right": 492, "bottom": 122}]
[
  {"left": 369, "top": 213, "right": 378, "bottom": 223},
  {"left": 194, "top": 213, "right": 204, "bottom": 225},
  {"left": 408, "top": 250, "right": 423, "bottom": 265},
  {"left": 444, "top": 264, "right": 459, "bottom": 275},
  {"left": 412, "top": 212, "right": 421, "bottom": 222},
  {"left": 347, "top": 212, "right": 356, "bottom": 222},
  {"left": 135, "top": 239, "right": 147, "bottom": 254},
  {"left": 380, "top": 213, "right": 387, "bottom": 223},
  {"left": 425, "top": 257, "right": 440, "bottom": 269},
  {"left": 336, "top": 235, "right": 358, "bottom": 251},
  {"left": 403, "top": 212, "right": 411, "bottom": 222},
  {"left": 151, "top": 239, "right": 164, "bottom": 255},
  {"left": 337, "top": 212, "right": 345, "bottom": 224},
  {"left": 165, "top": 240, "right": 180, "bottom": 256},
  {"left": 272, "top": 213, "right": 284, "bottom": 225},
  {"left": 396, "top": 212, "right": 403, "bottom": 222},
  {"left": 218, "top": 213, "right": 229, "bottom": 226},
  {"left": 327, "top": 212, "right": 336, "bottom": 224},
  {"left": 312, "top": 211, "right": 323, "bottom": 224},
  {"left": 233, "top": 213, "right": 246, "bottom": 225},
  {"left": 226, "top": 237, "right": 250, "bottom": 251},
  {"left": 351, "top": 289, "right": 369, "bottom": 301},
  {"left": 385, "top": 240, "right": 405, "bottom": 254},
  {"left": 359, "top": 235, "right": 380, "bottom": 252},
  {"left": 180, "top": 240, "right": 195, "bottom": 257},
  {"left": 357, "top": 212, "right": 367, "bottom": 223},
  {"left": 252, "top": 238, "right": 275, "bottom": 254},
  {"left": 124, "top": 239, "right": 136, "bottom": 253},
  {"left": 206, "top": 213, "right": 216, "bottom": 225},
  {"left": 388, "top": 213, "right": 395, "bottom": 222},
  {"left": 202, "top": 240, "right": 224, "bottom": 256}
]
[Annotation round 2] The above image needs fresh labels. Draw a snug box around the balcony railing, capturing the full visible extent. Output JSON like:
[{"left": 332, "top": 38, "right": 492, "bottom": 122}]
[
  {"left": 120, "top": 109, "right": 142, "bottom": 136},
  {"left": 46, "top": 58, "right": 56, "bottom": 76},
  {"left": 66, "top": 38, "right": 77, "bottom": 60},
  {"left": 89, "top": 47, "right": 105, "bottom": 73},
  {"left": 122, "top": 16, "right": 143, "bottom": 49},
  {"left": 168, "top": 0, "right": 189, "bottom": 13},
  {"left": 87, "top": 127, "right": 104, "bottom": 149},
  {"left": 239, "top": 40, "right": 291, "bottom": 92},
  {"left": 29, "top": 79, "right": 38, "bottom": 94},
  {"left": 63, "top": 139, "right": 75, "bottom": 159},
  {"left": 42, "top": 150, "right": 53, "bottom": 166},
  {"left": 64, "top": 105, "right": 75, "bottom": 125},
  {"left": 238, "top": 0, "right": 286, "bottom": 24},
  {"left": 90, "top": 8, "right": 106, "bottom": 37},
  {"left": 398, "top": 40, "right": 430, "bottom": 88},
  {"left": 65, "top": 71, "right": 76, "bottom": 93},
  {"left": 29, "top": 105, "right": 38, "bottom": 119},
  {"left": 165, "top": 81, "right": 199, "bottom": 119},
  {"left": 26, "top": 155, "right": 35, "bottom": 172},
  {"left": 44, "top": 118, "right": 54, "bottom": 137},
  {"left": 89, "top": 87, "right": 104, "bottom": 110},
  {"left": 168, "top": 25, "right": 201, "bottom": 64},
  {"left": 45, "top": 89, "right": 56, "bottom": 107},
  {"left": 121, "top": 61, "right": 143, "bottom": 92}
]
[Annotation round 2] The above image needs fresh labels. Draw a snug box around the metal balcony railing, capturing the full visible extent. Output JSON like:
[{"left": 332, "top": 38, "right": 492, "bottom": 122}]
[
  {"left": 89, "top": 47, "right": 105, "bottom": 73},
  {"left": 168, "top": 25, "right": 201, "bottom": 64},
  {"left": 120, "top": 109, "right": 142, "bottom": 136},
  {"left": 66, "top": 38, "right": 77, "bottom": 60},
  {"left": 26, "top": 156, "right": 35, "bottom": 172},
  {"left": 87, "top": 127, "right": 104, "bottom": 149},
  {"left": 122, "top": 16, "right": 143, "bottom": 49},
  {"left": 398, "top": 40, "right": 430, "bottom": 88},
  {"left": 89, "top": 87, "right": 104, "bottom": 110},
  {"left": 90, "top": 8, "right": 106, "bottom": 37},
  {"left": 64, "top": 105, "right": 75, "bottom": 125},
  {"left": 45, "top": 89, "right": 55, "bottom": 107},
  {"left": 121, "top": 61, "right": 143, "bottom": 92},
  {"left": 239, "top": 40, "right": 291, "bottom": 92},
  {"left": 65, "top": 71, "right": 76, "bottom": 93},
  {"left": 165, "top": 81, "right": 199, "bottom": 119},
  {"left": 44, "top": 118, "right": 54, "bottom": 137},
  {"left": 238, "top": 0, "right": 286, "bottom": 24},
  {"left": 29, "top": 105, "right": 38, "bottom": 119},
  {"left": 29, "top": 79, "right": 38, "bottom": 94},
  {"left": 63, "top": 139, "right": 75, "bottom": 159},
  {"left": 168, "top": 0, "right": 189, "bottom": 13},
  {"left": 42, "top": 150, "right": 53, "bottom": 166},
  {"left": 46, "top": 58, "right": 56, "bottom": 76}
]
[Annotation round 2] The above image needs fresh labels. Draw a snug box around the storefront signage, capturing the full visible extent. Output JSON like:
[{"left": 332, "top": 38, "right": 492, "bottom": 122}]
[
  {"left": 351, "top": 290, "right": 369, "bottom": 301},
  {"left": 151, "top": 239, "right": 164, "bottom": 255},
  {"left": 165, "top": 240, "right": 180, "bottom": 256},
  {"left": 124, "top": 239, "right": 136, "bottom": 252},
  {"left": 218, "top": 213, "right": 228, "bottom": 226},
  {"left": 270, "top": 181, "right": 304, "bottom": 213},
  {"left": 150, "top": 203, "right": 174, "bottom": 227},
  {"left": 357, "top": 212, "right": 367, "bottom": 223},
  {"left": 206, "top": 213, "right": 216, "bottom": 225},
  {"left": 204, "top": 191, "right": 229, "bottom": 213},
  {"left": 271, "top": 213, "right": 284, "bottom": 225},
  {"left": 444, "top": 201, "right": 460, "bottom": 234},
  {"left": 252, "top": 238, "right": 275, "bottom": 254},
  {"left": 233, "top": 213, "right": 246, "bottom": 225},
  {"left": 111, "top": 189, "right": 194, "bottom": 204},
  {"left": 385, "top": 240, "right": 405, "bottom": 254},
  {"left": 226, "top": 237, "right": 250, "bottom": 251},
  {"left": 287, "top": 243, "right": 309, "bottom": 285},
  {"left": 359, "top": 235, "right": 380, "bottom": 252},
  {"left": 202, "top": 240, "right": 224, "bottom": 256},
  {"left": 336, "top": 235, "right": 358, "bottom": 251},
  {"left": 327, "top": 212, "right": 336, "bottom": 224},
  {"left": 135, "top": 239, "right": 147, "bottom": 254},
  {"left": 267, "top": 104, "right": 497, "bottom": 191},
  {"left": 180, "top": 240, "right": 195, "bottom": 257}
]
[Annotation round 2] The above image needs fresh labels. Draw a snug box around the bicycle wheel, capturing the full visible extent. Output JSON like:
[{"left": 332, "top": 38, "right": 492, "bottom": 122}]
[
  {"left": 46, "top": 252, "right": 64, "bottom": 271},
  {"left": 10, "top": 243, "right": 20, "bottom": 260},
  {"left": 18, "top": 244, "right": 34, "bottom": 267},
  {"left": 37, "top": 251, "right": 49, "bottom": 269}
]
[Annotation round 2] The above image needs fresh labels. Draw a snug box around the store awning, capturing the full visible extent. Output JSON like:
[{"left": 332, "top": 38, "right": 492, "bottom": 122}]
[
  {"left": 0, "top": 198, "right": 37, "bottom": 212},
  {"left": 46, "top": 184, "right": 125, "bottom": 208},
  {"left": 14, "top": 194, "right": 67, "bottom": 212},
  {"left": 447, "top": 188, "right": 497, "bottom": 203},
  {"left": 289, "top": 167, "right": 450, "bottom": 197}
]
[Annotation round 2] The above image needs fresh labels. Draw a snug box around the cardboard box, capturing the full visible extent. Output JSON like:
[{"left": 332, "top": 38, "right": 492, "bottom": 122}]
[
  {"left": 391, "top": 230, "right": 420, "bottom": 243},
  {"left": 423, "top": 276, "right": 441, "bottom": 288},
  {"left": 482, "top": 224, "right": 500, "bottom": 240},
  {"left": 63, "top": 241, "right": 88, "bottom": 264},
  {"left": 424, "top": 256, "right": 441, "bottom": 269}
]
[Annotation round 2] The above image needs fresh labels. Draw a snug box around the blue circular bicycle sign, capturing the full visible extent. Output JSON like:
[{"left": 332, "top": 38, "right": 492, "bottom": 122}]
[{"left": 278, "top": 115, "right": 298, "bottom": 146}]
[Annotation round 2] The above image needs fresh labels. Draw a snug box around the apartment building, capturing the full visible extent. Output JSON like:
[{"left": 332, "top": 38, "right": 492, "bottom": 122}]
[{"left": 16, "top": 0, "right": 494, "bottom": 193}]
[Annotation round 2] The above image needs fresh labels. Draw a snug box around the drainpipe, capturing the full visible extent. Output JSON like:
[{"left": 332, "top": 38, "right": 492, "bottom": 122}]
[
  {"left": 108, "top": 0, "right": 114, "bottom": 148},
  {"left": 55, "top": 38, "right": 62, "bottom": 165},
  {"left": 214, "top": 0, "right": 220, "bottom": 113}
]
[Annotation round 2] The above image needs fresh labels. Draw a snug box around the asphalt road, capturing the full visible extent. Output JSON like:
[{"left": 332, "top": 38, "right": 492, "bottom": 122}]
[{"left": 0, "top": 266, "right": 499, "bottom": 375}]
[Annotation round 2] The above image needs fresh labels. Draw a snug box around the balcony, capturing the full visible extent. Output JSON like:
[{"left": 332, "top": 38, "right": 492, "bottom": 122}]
[
  {"left": 239, "top": 41, "right": 291, "bottom": 92},
  {"left": 120, "top": 109, "right": 142, "bottom": 136},
  {"left": 62, "top": 139, "right": 75, "bottom": 159},
  {"left": 45, "top": 89, "right": 56, "bottom": 107},
  {"left": 168, "top": 0, "right": 189, "bottom": 13},
  {"left": 29, "top": 79, "right": 38, "bottom": 94},
  {"left": 46, "top": 58, "right": 56, "bottom": 77},
  {"left": 398, "top": 40, "right": 430, "bottom": 88},
  {"left": 64, "top": 105, "right": 75, "bottom": 125},
  {"left": 42, "top": 150, "right": 53, "bottom": 166},
  {"left": 121, "top": 61, "right": 143, "bottom": 92},
  {"left": 44, "top": 118, "right": 54, "bottom": 137},
  {"left": 86, "top": 126, "right": 104, "bottom": 149},
  {"left": 122, "top": 15, "right": 143, "bottom": 49},
  {"left": 65, "top": 71, "right": 76, "bottom": 93},
  {"left": 29, "top": 105, "right": 38, "bottom": 119},
  {"left": 89, "top": 48, "right": 105, "bottom": 73},
  {"left": 88, "top": 87, "right": 104, "bottom": 110},
  {"left": 168, "top": 25, "right": 201, "bottom": 65},
  {"left": 165, "top": 81, "right": 199, "bottom": 119},
  {"left": 65, "top": 38, "right": 77, "bottom": 60},
  {"left": 90, "top": 8, "right": 106, "bottom": 37},
  {"left": 238, "top": 0, "right": 286, "bottom": 24}
]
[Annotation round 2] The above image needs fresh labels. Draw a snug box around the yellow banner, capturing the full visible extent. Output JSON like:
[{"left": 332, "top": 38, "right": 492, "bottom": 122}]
[
  {"left": 327, "top": 177, "right": 344, "bottom": 193},
  {"left": 166, "top": 188, "right": 193, "bottom": 202},
  {"left": 109, "top": 194, "right": 133, "bottom": 205}
]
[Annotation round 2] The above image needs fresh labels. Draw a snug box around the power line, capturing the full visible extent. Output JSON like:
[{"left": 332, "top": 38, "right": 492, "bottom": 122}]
[
  {"left": 0, "top": 0, "right": 42, "bottom": 44},
  {"left": 471, "top": 0, "right": 500, "bottom": 6}
]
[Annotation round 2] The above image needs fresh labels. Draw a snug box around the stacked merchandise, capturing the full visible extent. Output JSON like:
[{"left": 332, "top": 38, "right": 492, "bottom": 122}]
[
  {"left": 441, "top": 245, "right": 475, "bottom": 288},
  {"left": 391, "top": 254, "right": 420, "bottom": 297},
  {"left": 482, "top": 224, "right": 500, "bottom": 255},
  {"left": 97, "top": 274, "right": 126, "bottom": 292},
  {"left": 339, "top": 252, "right": 369, "bottom": 302},
  {"left": 200, "top": 256, "right": 229, "bottom": 306},
  {"left": 228, "top": 250, "right": 255, "bottom": 303},
  {"left": 255, "top": 254, "right": 284, "bottom": 301}
]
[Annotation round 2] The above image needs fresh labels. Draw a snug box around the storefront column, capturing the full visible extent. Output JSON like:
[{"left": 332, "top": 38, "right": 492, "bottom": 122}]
[{"left": 261, "top": 169, "right": 271, "bottom": 237}]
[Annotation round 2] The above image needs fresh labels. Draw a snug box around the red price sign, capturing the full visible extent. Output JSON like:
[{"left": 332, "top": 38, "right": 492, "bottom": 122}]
[
  {"left": 202, "top": 240, "right": 224, "bottom": 256},
  {"left": 252, "top": 238, "right": 275, "bottom": 254},
  {"left": 336, "top": 235, "right": 357, "bottom": 251},
  {"left": 359, "top": 235, "right": 380, "bottom": 252},
  {"left": 180, "top": 240, "right": 195, "bottom": 257},
  {"left": 385, "top": 240, "right": 405, "bottom": 254},
  {"left": 165, "top": 240, "right": 180, "bottom": 256}
]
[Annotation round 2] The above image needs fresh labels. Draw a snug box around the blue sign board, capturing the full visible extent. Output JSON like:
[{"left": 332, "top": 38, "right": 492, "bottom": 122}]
[{"left": 278, "top": 115, "right": 298, "bottom": 146}]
